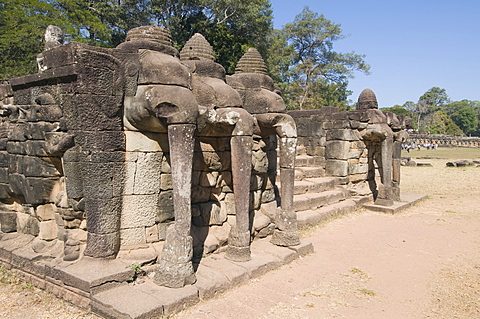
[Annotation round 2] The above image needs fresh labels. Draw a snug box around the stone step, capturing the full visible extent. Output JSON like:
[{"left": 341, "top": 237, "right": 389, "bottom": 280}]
[
  {"left": 291, "top": 177, "right": 337, "bottom": 195},
  {"left": 296, "top": 199, "right": 358, "bottom": 228},
  {"left": 91, "top": 239, "right": 314, "bottom": 318},
  {"left": 295, "top": 166, "right": 325, "bottom": 179},
  {"left": 293, "top": 188, "right": 349, "bottom": 212}
]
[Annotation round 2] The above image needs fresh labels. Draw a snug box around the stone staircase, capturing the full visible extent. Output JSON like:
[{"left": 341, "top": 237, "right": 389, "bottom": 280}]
[{"left": 288, "top": 146, "right": 368, "bottom": 229}]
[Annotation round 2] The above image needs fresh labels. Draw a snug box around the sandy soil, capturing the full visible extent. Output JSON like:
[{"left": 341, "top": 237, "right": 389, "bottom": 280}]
[{"left": 1, "top": 148, "right": 479, "bottom": 319}]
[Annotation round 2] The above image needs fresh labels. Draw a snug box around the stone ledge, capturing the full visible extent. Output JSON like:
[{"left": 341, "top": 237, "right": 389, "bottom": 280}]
[
  {"left": 0, "top": 235, "right": 312, "bottom": 319},
  {"left": 363, "top": 193, "right": 427, "bottom": 214}
]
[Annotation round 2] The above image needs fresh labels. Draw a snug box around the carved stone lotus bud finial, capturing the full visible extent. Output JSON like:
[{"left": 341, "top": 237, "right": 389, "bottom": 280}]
[
  {"left": 357, "top": 88, "right": 379, "bottom": 110},
  {"left": 180, "top": 33, "right": 215, "bottom": 61},
  {"left": 125, "top": 26, "right": 173, "bottom": 46},
  {"left": 235, "top": 48, "right": 268, "bottom": 75}
]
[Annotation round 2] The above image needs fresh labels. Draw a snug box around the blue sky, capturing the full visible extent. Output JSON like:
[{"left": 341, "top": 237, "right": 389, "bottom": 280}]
[{"left": 270, "top": 0, "right": 480, "bottom": 107}]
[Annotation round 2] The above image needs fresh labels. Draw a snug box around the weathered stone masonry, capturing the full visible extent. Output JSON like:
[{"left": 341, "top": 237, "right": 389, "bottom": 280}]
[{"left": 0, "top": 25, "right": 413, "bottom": 316}]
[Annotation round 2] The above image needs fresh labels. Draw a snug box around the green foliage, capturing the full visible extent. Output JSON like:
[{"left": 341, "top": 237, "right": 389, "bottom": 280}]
[
  {"left": 381, "top": 105, "right": 413, "bottom": 118},
  {"left": 426, "top": 111, "right": 464, "bottom": 135},
  {"left": 451, "top": 107, "right": 479, "bottom": 135},
  {"left": 0, "top": 0, "right": 109, "bottom": 78},
  {"left": 150, "top": 0, "right": 273, "bottom": 74},
  {"left": 0, "top": 0, "right": 273, "bottom": 77},
  {"left": 0, "top": 0, "right": 54, "bottom": 78},
  {"left": 399, "top": 87, "right": 479, "bottom": 136},
  {"left": 127, "top": 262, "right": 146, "bottom": 282},
  {"left": 268, "top": 7, "right": 370, "bottom": 110},
  {"left": 419, "top": 87, "right": 450, "bottom": 112}
]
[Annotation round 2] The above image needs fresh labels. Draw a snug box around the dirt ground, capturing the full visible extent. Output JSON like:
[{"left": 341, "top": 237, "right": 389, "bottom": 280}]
[{"left": 1, "top": 147, "right": 479, "bottom": 319}]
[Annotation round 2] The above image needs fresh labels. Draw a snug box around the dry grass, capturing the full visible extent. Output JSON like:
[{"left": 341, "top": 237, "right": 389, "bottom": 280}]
[{"left": 0, "top": 265, "right": 99, "bottom": 318}]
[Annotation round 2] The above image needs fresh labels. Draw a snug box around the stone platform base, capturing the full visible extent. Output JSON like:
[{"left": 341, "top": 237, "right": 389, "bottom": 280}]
[
  {"left": 363, "top": 193, "right": 427, "bottom": 214},
  {"left": 0, "top": 234, "right": 313, "bottom": 318}
]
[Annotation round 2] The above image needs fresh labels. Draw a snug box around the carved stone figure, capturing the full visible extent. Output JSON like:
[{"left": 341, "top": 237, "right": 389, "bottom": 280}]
[
  {"left": 37, "top": 25, "right": 65, "bottom": 71},
  {"left": 180, "top": 33, "right": 255, "bottom": 262},
  {"left": 227, "top": 49, "right": 300, "bottom": 247},
  {"left": 117, "top": 26, "right": 198, "bottom": 288},
  {"left": 357, "top": 88, "right": 395, "bottom": 206}
]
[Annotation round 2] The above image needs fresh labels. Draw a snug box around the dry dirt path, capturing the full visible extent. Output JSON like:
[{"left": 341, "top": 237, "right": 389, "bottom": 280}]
[
  {"left": 1, "top": 149, "right": 479, "bottom": 319},
  {"left": 173, "top": 155, "right": 480, "bottom": 319}
]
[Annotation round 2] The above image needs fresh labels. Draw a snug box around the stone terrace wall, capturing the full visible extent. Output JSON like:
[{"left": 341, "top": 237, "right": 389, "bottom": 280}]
[
  {"left": 289, "top": 107, "right": 370, "bottom": 195},
  {"left": 408, "top": 133, "right": 480, "bottom": 147},
  {"left": 0, "top": 41, "right": 279, "bottom": 263}
]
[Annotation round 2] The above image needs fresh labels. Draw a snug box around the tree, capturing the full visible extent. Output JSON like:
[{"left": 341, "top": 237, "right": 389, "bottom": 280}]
[
  {"left": 426, "top": 111, "right": 464, "bottom": 135},
  {"left": 0, "top": 0, "right": 108, "bottom": 78},
  {"left": 444, "top": 99, "right": 480, "bottom": 116},
  {"left": 404, "top": 88, "right": 451, "bottom": 132},
  {"left": 419, "top": 87, "right": 450, "bottom": 112},
  {"left": 452, "top": 107, "right": 479, "bottom": 136},
  {"left": 82, "top": 0, "right": 151, "bottom": 46},
  {"left": 381, "top": 104, "right": 414, "bottom": 118},
  {"left": 150, "top": 0, "right": 273, "bottom": 74},
  {"left": 272, "top": 7, "right": 369, "bottom": 110}
]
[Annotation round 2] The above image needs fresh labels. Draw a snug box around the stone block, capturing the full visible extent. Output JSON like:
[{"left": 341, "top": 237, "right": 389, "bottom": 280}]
[
  {"left": 199, "top": 201, "right": 226, "bottom": 226},
  {"left": 24, "top": 122, "right": 57, "bottom": 140},
  {"left": 348, "top": 163, "right": 368, "bottom": 175},
  {"left": 24, "top": 140, "right": 50, "bottom": 157},
  {"left": 84, "top": 232, "right": 120, "bottom": 258},
  {"left": 120, "top": 227, "right": 146, "bottom": 246},
  {"left": 0, "top": 211, "right": 17, "bottom": 232},
  {"left": 39, "top": 220, "right": 58, "bottom": 240},
  {"left": 200, "top": 171, "right": 219, "bottom": 187},
  {"left": 121, "top": 161, "right": 136, "bottom": 195},
  {"left": 24, "top": 178, "right": 57, "bottom": 205},
  {"left": 146, "top": 224, "right": 159, "bottom": 243},
  {"left": 89, "top": 151, "right": 126, "bottom": 163},
  {"left": 325, "top": 140, "right": 350, "bottom": 160},
  {"left": 261, "top": 188, "right": 276, "bottom": 203},
  {"left": 81, "top": 162, "right": 121, "bottom": 199},
  {"left": 160, "top": 173, "right": 172, "bottom": 190},
  {"left": 325, "top": 159, "right": 348, "bottom": 177},
  {"left": 16, "top": 213, "right": 40, "bottom": 236},
  {"left": 157, "top": 190, "right": 174, "bottom": 222},
  {"left": 253, "top": 210, "right": 271, "bottom": 231},
  {"left": 326, "top": 129, "right": 361, "bottom": 141},
  {"left": 36, "top": 203, "right": 56, "bottom": 221},
  {"left": 0, "top": 167, "right": 8, "bottom": 183},
  {"left": 8, "top": 123, "right": 27, "bottom": 141},
  {"left": 125, "top": 130, "right": 168, "bottom": 152},
  {"left": 0, "top": 183, "right": 10, "bottom": 199},
  {"left": 122, "top": 194, "right": 158, "bottom": 228},
  {"left": 134, "top": 152, "right": 163, "bottom": 194},
  {"left": 73, "top": 130, "right": 125, "bottom": 152},
  {"left": 62, "top": 94, "right": 123, "bottom": 131},
  {"left": 21, "top": 156, "right": 61, "bottom": 177},
  {"left": 191, "top": 185, "right": 210, "bottom": 204},
  {"left": 0, "top": 151, "right": 8, "bottom": 167},
  {"left": 6, "top": 141, "right": 26, "bottom": 154},
  {"left": 86, "top": 208, "right": 120, "bottom": 235}
]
